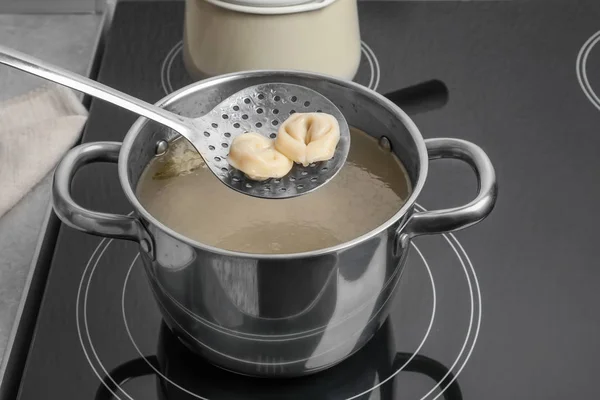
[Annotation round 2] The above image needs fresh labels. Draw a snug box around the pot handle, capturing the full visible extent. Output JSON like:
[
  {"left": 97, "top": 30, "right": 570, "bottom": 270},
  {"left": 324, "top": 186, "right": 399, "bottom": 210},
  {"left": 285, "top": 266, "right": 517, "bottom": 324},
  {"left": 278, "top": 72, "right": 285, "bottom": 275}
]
[
  {"left": 52, "top": 141, "right": 153, "bottom": 252},
  {"left": 404, "top": 138, "right": 497, "bottom": 237}
]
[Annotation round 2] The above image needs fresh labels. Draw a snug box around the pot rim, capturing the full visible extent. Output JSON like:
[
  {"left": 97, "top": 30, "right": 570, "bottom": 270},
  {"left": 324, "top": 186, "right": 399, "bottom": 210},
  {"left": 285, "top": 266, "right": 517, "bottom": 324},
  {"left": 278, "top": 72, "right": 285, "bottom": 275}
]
[{"left": 118, "top": 69, "right": 429, "bottom": 260}]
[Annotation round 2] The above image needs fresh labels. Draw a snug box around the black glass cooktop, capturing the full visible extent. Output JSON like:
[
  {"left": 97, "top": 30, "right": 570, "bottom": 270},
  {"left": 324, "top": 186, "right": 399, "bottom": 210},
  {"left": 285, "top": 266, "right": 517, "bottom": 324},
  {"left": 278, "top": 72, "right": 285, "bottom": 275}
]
[{"left": 6, "top": 1, "right": 600, "bottom": 399}]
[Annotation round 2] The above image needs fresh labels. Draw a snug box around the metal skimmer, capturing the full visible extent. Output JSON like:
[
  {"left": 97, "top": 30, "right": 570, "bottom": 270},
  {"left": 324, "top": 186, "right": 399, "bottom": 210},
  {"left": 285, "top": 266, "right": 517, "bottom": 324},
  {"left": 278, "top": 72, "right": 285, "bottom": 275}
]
[
  {"left": 192, "top": 83, "right": 350, "bottom": 198},
  {"left": 0, "top": 45, "right": 350, "bottom": 199}
]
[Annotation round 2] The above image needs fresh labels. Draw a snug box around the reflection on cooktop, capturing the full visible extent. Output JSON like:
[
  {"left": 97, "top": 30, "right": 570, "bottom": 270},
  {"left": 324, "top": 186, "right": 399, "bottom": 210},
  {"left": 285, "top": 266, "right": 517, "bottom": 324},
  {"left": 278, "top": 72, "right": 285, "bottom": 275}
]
[{"left": 95, "top": 321, "right": 462, "bottom": 400}]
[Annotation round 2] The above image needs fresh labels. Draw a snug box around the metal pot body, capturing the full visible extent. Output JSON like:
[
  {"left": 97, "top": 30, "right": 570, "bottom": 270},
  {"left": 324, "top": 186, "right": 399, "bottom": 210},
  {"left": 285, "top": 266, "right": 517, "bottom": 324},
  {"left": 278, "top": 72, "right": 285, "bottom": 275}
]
[
  {"left": 52, "top": 70, "right": 497, "bottom": 377},
  {"left": 145, "top": 219, "right": 409, "bottom": 376}
]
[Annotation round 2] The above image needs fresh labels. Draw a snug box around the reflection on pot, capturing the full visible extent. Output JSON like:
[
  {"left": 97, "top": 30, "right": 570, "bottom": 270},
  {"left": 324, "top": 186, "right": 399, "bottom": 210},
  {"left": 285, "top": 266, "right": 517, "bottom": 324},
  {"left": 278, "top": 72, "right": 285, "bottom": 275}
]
[
  {"left": 146, "top": 233, "right": 400, "bottom": 377},
  {"left": 95, "top": 321, "right": 463, "bottom": 400}
]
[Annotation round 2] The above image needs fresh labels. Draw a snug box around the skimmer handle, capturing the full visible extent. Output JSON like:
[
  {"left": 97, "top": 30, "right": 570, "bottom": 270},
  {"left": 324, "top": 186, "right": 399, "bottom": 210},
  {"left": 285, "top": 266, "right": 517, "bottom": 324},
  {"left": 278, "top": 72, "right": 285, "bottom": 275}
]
[{"left": 0, "top": 44, "right": 190, "bottom": 134}]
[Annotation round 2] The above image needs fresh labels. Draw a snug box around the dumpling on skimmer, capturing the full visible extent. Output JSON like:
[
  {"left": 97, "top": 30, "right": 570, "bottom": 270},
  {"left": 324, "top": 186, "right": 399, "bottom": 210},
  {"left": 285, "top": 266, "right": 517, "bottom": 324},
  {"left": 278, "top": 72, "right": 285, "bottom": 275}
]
[
  {"left": 275, "top": 112, "right": 341, "bottom": 167},
  {"left": 228, "top": 132, "right": 293, "bottom": 181}
]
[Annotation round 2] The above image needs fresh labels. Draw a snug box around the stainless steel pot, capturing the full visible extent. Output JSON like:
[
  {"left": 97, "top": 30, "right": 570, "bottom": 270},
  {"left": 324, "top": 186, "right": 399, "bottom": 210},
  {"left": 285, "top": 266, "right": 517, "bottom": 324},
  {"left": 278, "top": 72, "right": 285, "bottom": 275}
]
[{"left": 52, "top": 70, "right": 497, "bottom": 377}]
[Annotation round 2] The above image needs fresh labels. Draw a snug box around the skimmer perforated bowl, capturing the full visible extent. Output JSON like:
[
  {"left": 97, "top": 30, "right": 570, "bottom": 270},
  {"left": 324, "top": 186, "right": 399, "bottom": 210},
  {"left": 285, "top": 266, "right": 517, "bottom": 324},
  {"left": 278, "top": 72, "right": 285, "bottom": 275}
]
[{"left": 189, "top": 83, "right": 350, "bottom": 199}]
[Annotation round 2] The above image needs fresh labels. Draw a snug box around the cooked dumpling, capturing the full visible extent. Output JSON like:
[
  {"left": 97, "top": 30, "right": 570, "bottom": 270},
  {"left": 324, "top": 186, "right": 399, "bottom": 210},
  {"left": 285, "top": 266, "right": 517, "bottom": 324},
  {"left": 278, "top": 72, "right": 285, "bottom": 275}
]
[
  {"left": 228, "top": 132, "right": 293, "bottom": 181},
  {"left": 275, "top": 112, "right": 340, "bottom": 167}
]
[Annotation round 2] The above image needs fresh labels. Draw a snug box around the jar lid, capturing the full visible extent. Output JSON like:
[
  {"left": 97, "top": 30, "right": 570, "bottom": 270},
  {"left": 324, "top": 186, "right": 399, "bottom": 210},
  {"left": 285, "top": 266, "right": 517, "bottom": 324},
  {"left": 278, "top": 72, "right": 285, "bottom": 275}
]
[{"left": 203, "top": 0, "right": 337, "bottom": 15}]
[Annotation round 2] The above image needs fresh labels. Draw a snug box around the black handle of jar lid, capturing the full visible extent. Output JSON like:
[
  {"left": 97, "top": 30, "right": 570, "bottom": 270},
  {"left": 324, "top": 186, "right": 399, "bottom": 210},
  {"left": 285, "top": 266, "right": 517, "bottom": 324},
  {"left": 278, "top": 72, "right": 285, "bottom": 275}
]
[
  {"left": 383, "top": 79, "right": 449, "bottom": 115},
  {"left": 393, "top": 352, "right": 463, "bottom": 400}
]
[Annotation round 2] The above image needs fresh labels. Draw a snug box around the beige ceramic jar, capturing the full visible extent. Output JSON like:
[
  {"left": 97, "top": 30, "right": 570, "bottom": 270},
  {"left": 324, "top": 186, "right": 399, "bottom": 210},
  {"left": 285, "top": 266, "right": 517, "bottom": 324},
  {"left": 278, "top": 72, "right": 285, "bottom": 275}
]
[{"left": 183, "top": 0, "right": 362, "bottom": 80}]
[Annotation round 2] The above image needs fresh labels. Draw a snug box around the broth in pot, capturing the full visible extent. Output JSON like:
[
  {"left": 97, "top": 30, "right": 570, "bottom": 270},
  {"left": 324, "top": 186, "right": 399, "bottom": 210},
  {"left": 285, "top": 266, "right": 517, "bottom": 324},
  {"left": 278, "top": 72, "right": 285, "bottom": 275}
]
[{"left": 136, "top": 127, "right": 412, "bottom": 254}]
